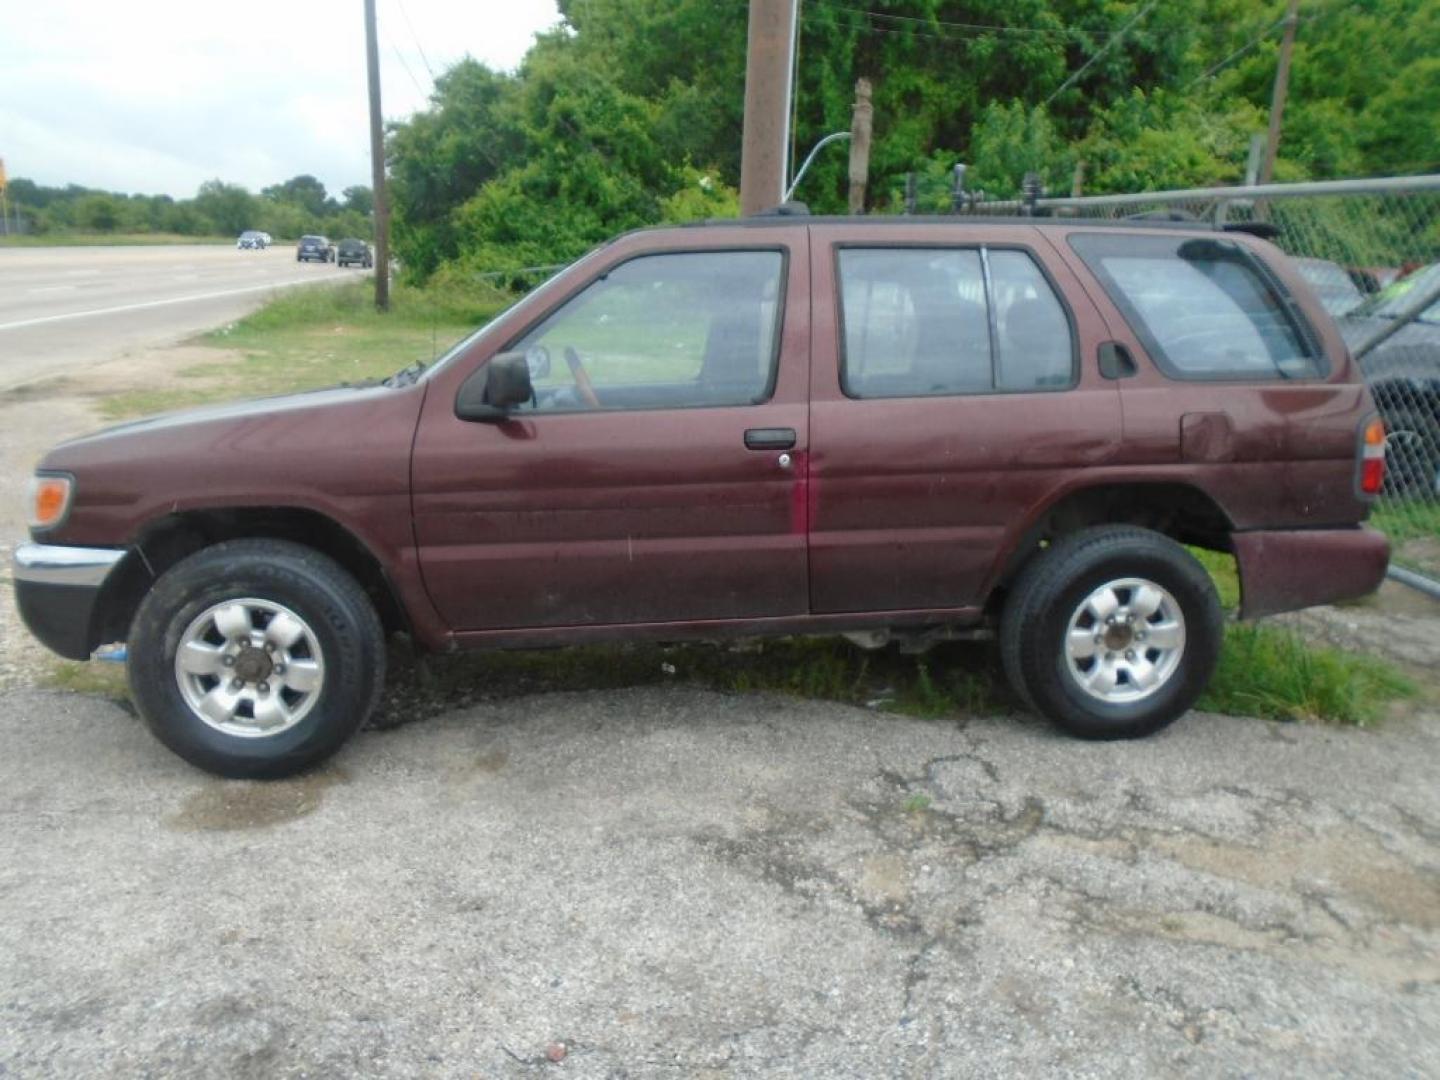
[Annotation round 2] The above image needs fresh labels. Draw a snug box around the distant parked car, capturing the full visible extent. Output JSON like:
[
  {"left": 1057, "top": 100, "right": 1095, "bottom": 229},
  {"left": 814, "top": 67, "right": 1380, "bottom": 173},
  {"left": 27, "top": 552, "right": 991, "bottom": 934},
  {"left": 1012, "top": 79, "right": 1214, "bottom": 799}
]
[
  {"left": 296, "top": 235, "right": 335, "bottom": 263},
  {"left": 236, "top": 230, "right": 268, "bottom": 250},
  {"left": 1338, "top": 261, "right": 1440, "bottom": 495},
  {"left": 336, "top": 238, "right": 373, "bottom": 268},
  {"left": 1294, "top": 257, "right": 1366, "bottom": 317}
]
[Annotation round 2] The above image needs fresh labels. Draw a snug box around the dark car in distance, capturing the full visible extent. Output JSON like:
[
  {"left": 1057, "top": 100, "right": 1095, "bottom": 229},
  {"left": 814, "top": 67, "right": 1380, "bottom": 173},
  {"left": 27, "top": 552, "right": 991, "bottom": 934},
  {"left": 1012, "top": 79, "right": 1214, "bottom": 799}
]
[
  {"left": 14, "top": 216, "right": 1390, "bottom": 778},
  {"left": 296, "top": 235, "right": 334, "bottom": 263},
  {"left": 1338, "top": 261, "right": 1440, "bottom": 495},
  {"left": 336, "top": 238, "right": 373, "bottom": 268}
]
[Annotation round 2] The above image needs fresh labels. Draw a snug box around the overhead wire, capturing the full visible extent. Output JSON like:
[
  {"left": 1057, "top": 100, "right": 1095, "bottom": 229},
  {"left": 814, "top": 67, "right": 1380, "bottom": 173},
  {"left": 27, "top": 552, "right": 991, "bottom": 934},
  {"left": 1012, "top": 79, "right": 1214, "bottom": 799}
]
[
  {"left": 391, "top": 0, "right": 438, "bottom": 81},
  {"left": 1043, "top": 0, "right": 1162, "bottom": 106},
  {"left": 1187, "top": 17, "right": 1287, "bottom": 87}
]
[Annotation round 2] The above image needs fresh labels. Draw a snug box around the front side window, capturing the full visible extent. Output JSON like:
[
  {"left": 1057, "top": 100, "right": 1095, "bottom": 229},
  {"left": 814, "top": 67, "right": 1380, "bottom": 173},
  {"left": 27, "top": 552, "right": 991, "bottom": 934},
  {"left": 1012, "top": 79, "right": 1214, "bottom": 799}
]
[
  {"left": 1071, "top": 233, "right": 1324, "bottom": 380},
  {"left": 511, "top": 250, "right": 784, "bottom": 411},
  {"left": 838, "top": 247, "right": 1074, "bottom": 399}
]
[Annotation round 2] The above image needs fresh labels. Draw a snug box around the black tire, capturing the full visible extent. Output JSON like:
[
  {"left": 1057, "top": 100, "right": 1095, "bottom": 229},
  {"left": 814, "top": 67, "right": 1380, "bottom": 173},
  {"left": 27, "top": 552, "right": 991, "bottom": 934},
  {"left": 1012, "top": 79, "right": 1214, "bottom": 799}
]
[
  {"left": 128, "top": 539, "right": 385, "bottom": 778},
  {"left": 1000, "top": 526, "right": 1222, "bottom": 740}
]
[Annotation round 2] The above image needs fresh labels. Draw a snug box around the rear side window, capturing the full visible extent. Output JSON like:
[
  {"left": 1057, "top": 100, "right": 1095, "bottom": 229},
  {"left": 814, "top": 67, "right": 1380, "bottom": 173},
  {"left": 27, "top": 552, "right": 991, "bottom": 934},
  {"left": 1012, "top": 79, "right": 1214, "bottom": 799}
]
[
  {"left": 837, "top": 247, "right": 1074, "bottom": 399},
  {"left": 1070, "top": 233, "right": 1324, "bottom": 380}
]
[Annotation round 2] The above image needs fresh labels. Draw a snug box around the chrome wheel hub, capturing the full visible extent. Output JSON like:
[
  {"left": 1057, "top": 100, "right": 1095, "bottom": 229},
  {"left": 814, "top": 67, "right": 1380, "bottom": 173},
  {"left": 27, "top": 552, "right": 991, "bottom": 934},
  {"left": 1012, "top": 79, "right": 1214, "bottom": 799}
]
[
  {"left": 1064, "top": 577, "right": 1185, "bottom": 705},
  {"left": 174, "top": 598, "right": 325, "bottom": 738}
]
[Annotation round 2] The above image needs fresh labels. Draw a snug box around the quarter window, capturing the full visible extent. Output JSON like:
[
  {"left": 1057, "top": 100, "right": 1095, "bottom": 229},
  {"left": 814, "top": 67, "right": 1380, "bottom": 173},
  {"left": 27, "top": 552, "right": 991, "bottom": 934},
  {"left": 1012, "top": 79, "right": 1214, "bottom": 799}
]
[
  {"left": 1070, "top": 233, "right": 1324, "bottom": 380},
  {"left": 512, "top": 250, "right": 783, "bottom": 411},
  {"left": 838, "top": 247, "right": 1074, "bottom": 398}
]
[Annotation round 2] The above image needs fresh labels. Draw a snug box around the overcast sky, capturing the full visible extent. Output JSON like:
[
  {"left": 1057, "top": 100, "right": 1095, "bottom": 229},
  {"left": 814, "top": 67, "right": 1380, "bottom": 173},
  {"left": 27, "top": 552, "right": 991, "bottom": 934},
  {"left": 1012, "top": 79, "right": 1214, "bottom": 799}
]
[{"left": 0, "top": 0, "right": 563, "bottom": 199}]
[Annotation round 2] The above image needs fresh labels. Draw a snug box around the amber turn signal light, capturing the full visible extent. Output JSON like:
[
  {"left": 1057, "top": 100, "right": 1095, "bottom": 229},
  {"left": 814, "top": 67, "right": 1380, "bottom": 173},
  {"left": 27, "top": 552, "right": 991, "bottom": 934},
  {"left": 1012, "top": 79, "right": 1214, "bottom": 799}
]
[{"left": 27, "top": 475, "right": 73, "bottom": 530}]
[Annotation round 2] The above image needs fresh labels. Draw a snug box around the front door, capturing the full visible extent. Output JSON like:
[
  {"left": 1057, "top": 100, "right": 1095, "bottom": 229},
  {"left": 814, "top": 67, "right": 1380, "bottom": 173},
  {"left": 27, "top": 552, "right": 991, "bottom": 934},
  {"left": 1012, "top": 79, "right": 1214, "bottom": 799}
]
[{"left": 410, "top": 233, "right": 810, "bottom": 632}]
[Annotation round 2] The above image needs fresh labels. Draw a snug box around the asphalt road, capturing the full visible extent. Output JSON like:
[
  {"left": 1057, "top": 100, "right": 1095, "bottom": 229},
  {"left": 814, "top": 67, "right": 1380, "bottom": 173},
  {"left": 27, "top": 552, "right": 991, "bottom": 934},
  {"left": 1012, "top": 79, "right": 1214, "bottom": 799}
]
[
  {"left": 0, "top": 244, "right": 364, "bottom": 391},
  {"left": 0, "top": 685, "right": 1436, "bottom": 1077}
]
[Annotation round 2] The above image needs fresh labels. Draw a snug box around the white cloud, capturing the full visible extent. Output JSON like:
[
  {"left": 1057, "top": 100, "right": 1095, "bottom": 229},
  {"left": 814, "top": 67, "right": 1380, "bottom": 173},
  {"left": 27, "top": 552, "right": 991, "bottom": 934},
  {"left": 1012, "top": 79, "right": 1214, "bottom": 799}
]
[{"left": 0, "top": 0, "right": 562, "bottom": 198}]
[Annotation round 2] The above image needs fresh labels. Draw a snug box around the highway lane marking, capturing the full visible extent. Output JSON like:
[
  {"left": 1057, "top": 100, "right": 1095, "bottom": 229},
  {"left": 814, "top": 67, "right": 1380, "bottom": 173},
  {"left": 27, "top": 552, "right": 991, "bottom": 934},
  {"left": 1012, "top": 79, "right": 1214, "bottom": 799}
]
[
  {"left": 25, "top": 284, "right": 80, "bottom": 294},
  {"left": 0, "top": 276, "right": 340, "bottom": 332}
]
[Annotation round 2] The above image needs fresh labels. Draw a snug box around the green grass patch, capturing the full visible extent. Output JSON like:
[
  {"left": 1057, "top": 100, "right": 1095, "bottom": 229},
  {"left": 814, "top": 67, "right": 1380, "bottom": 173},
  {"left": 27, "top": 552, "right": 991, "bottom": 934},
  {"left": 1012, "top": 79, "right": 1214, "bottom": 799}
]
[
  {"left": 0, "top": 233, "right": 230, "bottom": 247},
  {"left": 1189, "top": 547, "right": 1241, "bottom": 610},
  {"left": 43, "top": 659, "right": 128, "bottom": 697},
  {"left": 100, "top": 280, "right": 510, "bottom": 420},
  {"left": 1370, "top": 500, "right": 1440, "bottom": 577},
  {"left": 1199, "top": 622, "right": 1416, "bottom": 726}
]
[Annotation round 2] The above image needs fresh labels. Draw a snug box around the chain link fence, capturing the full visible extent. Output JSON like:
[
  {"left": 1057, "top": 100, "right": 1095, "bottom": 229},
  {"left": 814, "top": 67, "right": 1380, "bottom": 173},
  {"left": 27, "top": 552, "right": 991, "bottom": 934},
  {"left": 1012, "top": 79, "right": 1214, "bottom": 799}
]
[{"left": 964, "top": 175, "right": 1440, "bottom": 590}]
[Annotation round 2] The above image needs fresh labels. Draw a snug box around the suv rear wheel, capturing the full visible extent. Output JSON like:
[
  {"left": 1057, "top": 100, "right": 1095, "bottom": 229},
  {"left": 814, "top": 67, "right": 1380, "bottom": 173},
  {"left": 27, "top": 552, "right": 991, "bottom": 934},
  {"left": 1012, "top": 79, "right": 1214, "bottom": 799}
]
[
  {"left": 1000, "top": 526, "right": 1222, "bottom": 740},
  {"left": 128, "top": 539, "right": 385, "bottom": 778}
]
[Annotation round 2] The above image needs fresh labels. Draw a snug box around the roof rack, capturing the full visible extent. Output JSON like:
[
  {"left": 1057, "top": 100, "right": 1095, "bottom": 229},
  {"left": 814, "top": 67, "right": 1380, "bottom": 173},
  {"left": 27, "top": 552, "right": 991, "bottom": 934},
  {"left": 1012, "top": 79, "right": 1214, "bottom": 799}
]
[{"left": 750, "top": 201, "right": 811, "bottom": 217}]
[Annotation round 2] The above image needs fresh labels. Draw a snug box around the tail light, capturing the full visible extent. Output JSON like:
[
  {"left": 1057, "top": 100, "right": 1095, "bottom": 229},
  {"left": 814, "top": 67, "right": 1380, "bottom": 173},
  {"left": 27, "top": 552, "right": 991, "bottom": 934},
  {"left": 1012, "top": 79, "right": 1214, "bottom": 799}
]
[{"left": 1359, "top": 416, "right": 1385, "bottom": 496}]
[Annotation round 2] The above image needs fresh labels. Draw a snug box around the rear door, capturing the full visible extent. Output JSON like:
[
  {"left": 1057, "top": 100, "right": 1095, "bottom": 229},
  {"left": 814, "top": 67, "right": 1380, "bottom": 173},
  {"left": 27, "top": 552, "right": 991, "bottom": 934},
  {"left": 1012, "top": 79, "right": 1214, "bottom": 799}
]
[
  {"left": 807, "top": 223, "right": 1122, "bottom": 614},
  {"left": 410, "top": 228, "right": 811, "bottom": 632}
]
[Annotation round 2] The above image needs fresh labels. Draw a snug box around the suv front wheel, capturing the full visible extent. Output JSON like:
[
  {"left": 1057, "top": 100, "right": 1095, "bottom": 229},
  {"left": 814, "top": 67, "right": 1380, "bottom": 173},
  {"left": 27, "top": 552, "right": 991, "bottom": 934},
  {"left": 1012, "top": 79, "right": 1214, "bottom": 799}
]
[
  {"left": 1000, "top": 526, "right": 1222, "bottom": 740},
  {"left": 128, "top": 539, "right": 385, "bottom": 778}
]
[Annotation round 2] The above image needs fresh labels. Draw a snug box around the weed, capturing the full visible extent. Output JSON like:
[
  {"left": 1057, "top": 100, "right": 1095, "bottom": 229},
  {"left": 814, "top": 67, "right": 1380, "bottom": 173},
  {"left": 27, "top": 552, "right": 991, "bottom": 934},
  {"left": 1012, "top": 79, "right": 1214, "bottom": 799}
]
[
  {"left": 902, "top": 792, "right": 932, "bottom": 813},
  {"left": 1199, "top": 622, "right": 1416, "bottom": 726}
]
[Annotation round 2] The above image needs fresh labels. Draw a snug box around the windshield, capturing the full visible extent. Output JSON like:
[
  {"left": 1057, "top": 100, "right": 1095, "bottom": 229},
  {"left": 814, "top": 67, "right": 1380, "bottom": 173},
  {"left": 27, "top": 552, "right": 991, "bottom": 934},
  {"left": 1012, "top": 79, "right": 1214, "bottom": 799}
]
[{"left": 1352, "top": 263, "right": 1440, "bottom": 323}]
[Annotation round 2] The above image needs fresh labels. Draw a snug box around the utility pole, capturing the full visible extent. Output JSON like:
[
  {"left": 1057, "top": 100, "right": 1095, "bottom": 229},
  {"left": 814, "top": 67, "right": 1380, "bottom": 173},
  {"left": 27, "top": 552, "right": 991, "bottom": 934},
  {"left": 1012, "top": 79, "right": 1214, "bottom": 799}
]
[
  {"left": 363, "top": 0, "right": 391, "bottom": 311},
  {"left": 1258, "top": 0, "right": 1301, "bottom": 186},
  {"left": 739, "top": 0, "right": 798, "bottom": 215},
  {"left": 847, "top": 78, "right": 873, "bottom": 214}
]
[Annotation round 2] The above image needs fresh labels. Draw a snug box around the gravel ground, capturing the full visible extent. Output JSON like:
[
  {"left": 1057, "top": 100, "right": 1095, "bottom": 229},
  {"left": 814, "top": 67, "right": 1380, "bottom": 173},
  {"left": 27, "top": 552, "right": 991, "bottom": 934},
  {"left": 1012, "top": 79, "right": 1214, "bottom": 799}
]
[{"left": 1, "top": 685, "right": 1437, "bottom": 1078}]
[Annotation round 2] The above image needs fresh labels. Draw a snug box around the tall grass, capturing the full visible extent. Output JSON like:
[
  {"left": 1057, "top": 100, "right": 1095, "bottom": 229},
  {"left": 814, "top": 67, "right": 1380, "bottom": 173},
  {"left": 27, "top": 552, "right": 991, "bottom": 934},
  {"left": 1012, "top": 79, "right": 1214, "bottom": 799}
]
[{"left": 1200, "top": 623, "right": 1416, "bottom": 726}]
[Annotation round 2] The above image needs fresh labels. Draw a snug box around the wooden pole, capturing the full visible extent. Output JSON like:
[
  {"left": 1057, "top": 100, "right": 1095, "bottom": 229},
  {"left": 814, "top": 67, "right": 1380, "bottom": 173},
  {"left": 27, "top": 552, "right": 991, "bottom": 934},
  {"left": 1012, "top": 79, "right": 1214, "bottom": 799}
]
[
  {"left": 847, "top": 78, "right": 873, "bottom": 215},
  {"left": 740, "top": 0, "right": 798, "bottom": 215},
  {"left": 363, "top": 0, "right": 391, "bottom": 312},
  {"left": 1258, "top": 0, "right": 1301, "bottom": 186}
]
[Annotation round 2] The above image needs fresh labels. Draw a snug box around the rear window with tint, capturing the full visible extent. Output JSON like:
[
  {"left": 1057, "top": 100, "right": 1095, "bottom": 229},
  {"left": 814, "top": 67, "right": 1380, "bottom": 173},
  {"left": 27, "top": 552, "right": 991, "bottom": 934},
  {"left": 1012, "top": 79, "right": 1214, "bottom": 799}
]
[{"left": 1070, "top": 233, "right": 1324, "bottom": 380}]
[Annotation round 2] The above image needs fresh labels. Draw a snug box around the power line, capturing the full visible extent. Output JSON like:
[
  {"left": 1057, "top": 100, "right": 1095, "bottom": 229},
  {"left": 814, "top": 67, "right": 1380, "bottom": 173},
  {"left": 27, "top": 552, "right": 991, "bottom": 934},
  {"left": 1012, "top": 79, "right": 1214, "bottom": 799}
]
[
  {"left": 391, "top": 0, "right": 437, "bottom": 80},
  {"left": 1187, "top": 17, "right": 1286, "bottom": 88},
  {"left": 386, "top": 35, "right": 427, "bottom": 98},
  {"left": 812, "top": 1, "right": 1121, "bottom": 39},
  {"left": 1043, "top": 0, "right": 1162, "bottom": 107}
]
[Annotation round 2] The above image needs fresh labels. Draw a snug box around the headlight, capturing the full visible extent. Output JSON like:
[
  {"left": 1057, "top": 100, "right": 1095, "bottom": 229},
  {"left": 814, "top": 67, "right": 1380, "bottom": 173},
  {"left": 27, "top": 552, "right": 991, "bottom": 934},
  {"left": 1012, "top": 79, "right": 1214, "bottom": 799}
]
[{"left": 27, "top": 474, "right": 73, "bottom": 530}]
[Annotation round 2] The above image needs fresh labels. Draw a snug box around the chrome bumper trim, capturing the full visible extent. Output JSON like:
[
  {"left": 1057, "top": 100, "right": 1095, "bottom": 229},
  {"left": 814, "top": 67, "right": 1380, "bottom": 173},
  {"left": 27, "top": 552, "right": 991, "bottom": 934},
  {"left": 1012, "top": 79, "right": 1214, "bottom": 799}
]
[{"left": 13, "top": 543, "right": 127, "bottom": 588}]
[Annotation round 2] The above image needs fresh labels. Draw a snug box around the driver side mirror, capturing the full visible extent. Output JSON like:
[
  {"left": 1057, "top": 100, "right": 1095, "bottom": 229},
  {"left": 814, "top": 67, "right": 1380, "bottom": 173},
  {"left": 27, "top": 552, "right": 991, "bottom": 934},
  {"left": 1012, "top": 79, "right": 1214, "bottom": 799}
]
[{"left": 455, "top": 351, "right": 534, "bottom": 422}]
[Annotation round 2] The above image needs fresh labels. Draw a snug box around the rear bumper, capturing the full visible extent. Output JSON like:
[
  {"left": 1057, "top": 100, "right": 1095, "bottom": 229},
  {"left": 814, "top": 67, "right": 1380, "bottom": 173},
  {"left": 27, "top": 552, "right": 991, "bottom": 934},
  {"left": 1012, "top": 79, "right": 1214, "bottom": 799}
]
[
  {"left": 12, "top": 543, "right": 127, "bottom": 660},
  {"left": 1232, "top": 526, "right": 1390, "bottom": 619}
]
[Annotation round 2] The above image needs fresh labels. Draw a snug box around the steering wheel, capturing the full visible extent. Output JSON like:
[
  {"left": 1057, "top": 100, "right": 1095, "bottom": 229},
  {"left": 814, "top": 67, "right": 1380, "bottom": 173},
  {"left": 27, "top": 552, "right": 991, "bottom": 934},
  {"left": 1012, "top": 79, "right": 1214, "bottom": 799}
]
[{"left": 564, "top": 346, "right": 601, "bottom": 409}]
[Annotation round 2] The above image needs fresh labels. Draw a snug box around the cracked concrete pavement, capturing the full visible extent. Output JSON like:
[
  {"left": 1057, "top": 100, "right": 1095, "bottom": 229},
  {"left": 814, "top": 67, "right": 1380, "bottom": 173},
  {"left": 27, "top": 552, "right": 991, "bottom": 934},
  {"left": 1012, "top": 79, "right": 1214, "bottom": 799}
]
[{"left": 1, "top": 685, "right": 1436, "bottom": 1077}]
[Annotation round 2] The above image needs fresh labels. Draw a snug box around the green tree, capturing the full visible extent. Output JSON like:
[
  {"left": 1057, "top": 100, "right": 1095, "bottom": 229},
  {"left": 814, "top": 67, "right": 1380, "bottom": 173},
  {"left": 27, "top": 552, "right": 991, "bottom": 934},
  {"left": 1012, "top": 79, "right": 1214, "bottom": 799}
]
[
  {"left": 262, "top": 174, "right": 329, "bottom": 217},
  {"left": 194, "top": 179, "right": 256, "bottom": 235},
  {"left": 341, "top": 185, "right": 374, "bottom": 216}
]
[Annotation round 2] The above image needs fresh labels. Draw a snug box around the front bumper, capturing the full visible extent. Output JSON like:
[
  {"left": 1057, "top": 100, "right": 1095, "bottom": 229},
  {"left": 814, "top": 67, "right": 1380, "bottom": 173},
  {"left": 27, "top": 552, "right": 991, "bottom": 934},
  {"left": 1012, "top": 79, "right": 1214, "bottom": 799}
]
[
  {"left": 12, "top": 543, "right": 128, "bottom": 660},
  {"left": 1232, "top": 526, "right": 1390, "bottom": 619}
]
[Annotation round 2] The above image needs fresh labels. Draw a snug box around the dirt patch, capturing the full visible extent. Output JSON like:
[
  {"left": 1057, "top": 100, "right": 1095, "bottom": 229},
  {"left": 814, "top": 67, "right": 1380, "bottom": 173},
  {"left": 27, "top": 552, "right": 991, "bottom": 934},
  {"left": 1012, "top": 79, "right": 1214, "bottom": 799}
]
[
  {"left": 1150, "top": 826, "right": 1440, "bottom": 931},
  {"left": 167, "top": 769, "right": 347, "bottom": 832}
]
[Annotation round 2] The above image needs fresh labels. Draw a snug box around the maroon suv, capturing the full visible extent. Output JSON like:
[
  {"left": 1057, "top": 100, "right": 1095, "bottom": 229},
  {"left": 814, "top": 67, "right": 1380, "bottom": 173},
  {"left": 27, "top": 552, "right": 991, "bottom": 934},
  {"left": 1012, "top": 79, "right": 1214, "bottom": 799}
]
[{"left": 14, "top": 218, "right": 1390, "bottom": 777}]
